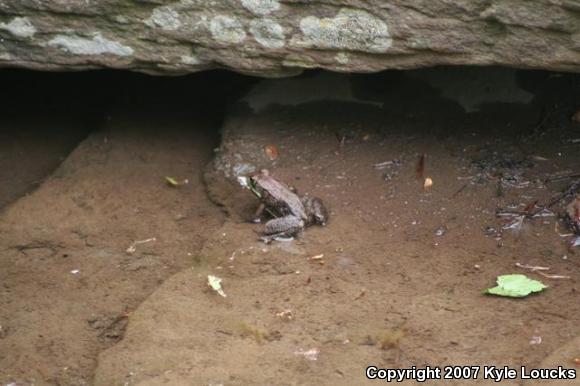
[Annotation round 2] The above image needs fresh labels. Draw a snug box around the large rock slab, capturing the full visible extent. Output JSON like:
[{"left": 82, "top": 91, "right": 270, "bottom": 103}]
[{"left": 1, "top": 1, "right": 580, "bottom": 75}]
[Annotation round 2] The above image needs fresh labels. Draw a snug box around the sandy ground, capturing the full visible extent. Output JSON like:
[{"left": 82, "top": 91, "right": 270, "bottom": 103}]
[
  {"left": 0, "top": 71, "right": 249, "bottom": 385},
  {"left": 2, "top": 69, "right": 580, "bottom": 385}
]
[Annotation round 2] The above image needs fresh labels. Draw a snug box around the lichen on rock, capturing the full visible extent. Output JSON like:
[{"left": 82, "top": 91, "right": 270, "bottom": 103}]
[
  {"left": 146, "top": 7, "right": 182, "bottom": 31},
  {"left": 250, "top": 18, "right": 285, "bottom": 48},
  {"left": 180, "top": 55, "right": 202, "bottom": 65},
  {"left": 295, "top": 9, "right": 392, "bottom": 53},
  {"left": 1, "top": 0, "right": 580, "bottom": 75},
  {"left": 0, "top": 17, "right": 36, "bottom": 38},
  {"left": 241, "top": 0, "right": 280, "bottom": 16},
  {"left": 47, "top": 33, "right": 134, "bottom": 56},
  {"left": 210, "top": 15, "right": 246, "bottom": 44}
]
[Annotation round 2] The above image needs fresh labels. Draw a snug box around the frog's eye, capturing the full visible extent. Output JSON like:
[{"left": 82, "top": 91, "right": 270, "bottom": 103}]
[
  {"left": 248, "top": 178, "right": 257, "bottom": 189},
  {"left": 248, "top": 178, "right": 262, "bottom": 198}
]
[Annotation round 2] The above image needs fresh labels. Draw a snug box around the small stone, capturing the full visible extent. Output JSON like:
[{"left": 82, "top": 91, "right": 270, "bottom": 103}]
[{"left": 434, "top": 226, "right": 446, "bottom": 236}]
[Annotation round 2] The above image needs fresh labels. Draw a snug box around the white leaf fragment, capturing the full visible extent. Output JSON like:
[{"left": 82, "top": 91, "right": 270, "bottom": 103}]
[{"left": 208, "top": 275, "right": 227, "bottom": 297}]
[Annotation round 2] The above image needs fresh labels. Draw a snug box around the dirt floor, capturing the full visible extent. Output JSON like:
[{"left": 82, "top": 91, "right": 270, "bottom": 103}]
[
  {"left": 0, "top": 71, "right": 250, "bottom": 385},
  {"left": 2, "top": 68, "right": 580, "bottom": 385}
]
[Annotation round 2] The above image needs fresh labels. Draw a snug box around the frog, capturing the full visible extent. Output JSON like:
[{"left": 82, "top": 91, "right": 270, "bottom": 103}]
[{"left": 245, "top": 169, "right": 328, "bottom": 242}]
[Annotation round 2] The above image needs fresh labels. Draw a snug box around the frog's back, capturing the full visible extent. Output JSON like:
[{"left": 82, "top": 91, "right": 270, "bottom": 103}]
[{"left": 255, "top": 175, "right": 307, "bottom": 219}]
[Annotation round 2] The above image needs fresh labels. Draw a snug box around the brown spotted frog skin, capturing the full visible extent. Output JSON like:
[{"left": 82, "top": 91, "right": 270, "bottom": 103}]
[{"left": 249, "top": 170, "right": 328, "bottom": 239}]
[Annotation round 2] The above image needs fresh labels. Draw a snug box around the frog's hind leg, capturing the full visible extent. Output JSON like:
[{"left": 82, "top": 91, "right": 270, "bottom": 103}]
[
  {"left": 264, "top": 215, "right": 304, "bottom": 236},
  {"left": 302, "top": 196, "right": 329, "bottom": 226}
]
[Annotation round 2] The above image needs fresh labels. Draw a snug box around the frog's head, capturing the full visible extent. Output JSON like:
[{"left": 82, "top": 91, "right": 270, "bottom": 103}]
[
  {"left": 313, "top": 202, "right": 329, "bottom": 226},
  {"left": 246, "top": 169, "right": 270, "bottom": 198}
]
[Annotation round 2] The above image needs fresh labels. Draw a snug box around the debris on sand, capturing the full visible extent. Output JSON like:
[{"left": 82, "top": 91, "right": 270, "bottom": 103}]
[
  {"left": 515, "top": 263, "right": 570, "bottom": 280},
  {"left": 378, "top": 329, "right": 406, "bottom": 351},
  {"left": 416, "top": 153, "right": 426, "bottom": 180},
  {"left": 470, "top": 151, "right": 534, "bottom": 187},
  {"left": 308, "top": 254, "right": 325, "bottom": 265},
  {"left": 294, "top": 347, "right": 320, "bottom": 361},
  {"left": 501, "top": 175, "right": 530, "bottom": 189},
  {"left": 452, "top": 183, "right": 468, "bottom": 198},
  {"left": 207, "top": 275, "right": 227, "bottom": 298},
  {"left": 515, "top": 263, "right": 550, "bottom": 272},
  {"left": 235, "top": 322, "right": 280, "bottom": 343},
  {"left": 374, "top": 159, "right": 402, "bottom": 182},
  {"left": 484, "top": 226, "right": 499, "bottom": 237},
  {"left": 335, "top": 132, "right": 346, "bottom": 147},
  {"left": 275, "top": 309, "right": 293, "bottom": 321},
  {"left": 434, "top": 226, "right": 446, "bottom": 237},
  {"left": 532, "top": 208, "right": 555, "bottom": 218},
  {"left": 354, "top": 290, "right": 366, "bottom": 300},
  {"left": 373, "top": 159, "right": 401, "bottom": 170},
  {"left": 165, "top": 176, "right": 189, "bottom": 187},
  {"left": 264, "top": 144, "right": 279, "bottom": 161},
  {"left": 423, "top": 177, "right": 433, "bottom": 190},
  {"left": 485, "top": 274, "right": 547, "bottom": 298},
  {"left": 565, "top": 196, "right": 580, "bottom": 235},
  {"left": 529, "top": 336, "right": 542, "bottom": 345},
  {"left": 496, "top": 183, "right": 580, "bottom": 243},
  {"left": 501, "top": 215, "right": 525, "bottom": 232},
  {"left": 126, "top": 237, "right": 156, "bottom": 254}
]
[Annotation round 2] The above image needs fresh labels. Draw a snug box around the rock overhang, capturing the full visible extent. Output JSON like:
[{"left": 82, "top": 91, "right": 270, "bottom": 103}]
[{"left": 0, "top": 0, "right": 579, "bottom": 76}]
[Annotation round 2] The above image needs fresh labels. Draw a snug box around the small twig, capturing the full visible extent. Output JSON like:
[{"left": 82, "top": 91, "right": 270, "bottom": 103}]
[
  {"left": 537, "top": 271, "right": 571, "bottom": 280},
  {"left": 354, "top": 290, "right": 366, "bottom": 300},
  {"left": 126, "top": 237, "right": 156, "bottom": 254},
  {"left": 555, "top": 221, "right": 575, "bottom": 237},
  {"left": 335, "top": 132, "right": 346, "bottom": 147},
  {"left": 515, "top": 262, "right": 550, "bottom": 271},
  {"left": 498, "top": 180, "right": 580, "bottom": 222},
  {"left": 515, "top": 262, "right": 571, "bottom": 279},
  {"left": 545, "top": 173, "right": 580, "bottom": 183},
  {"left": 452, "top": 184, "right": 468, "bottom": 198},
  {"left": 374, "top": 161, "right": 395, "bottom": 170},
  {"left": 416, "top": 153, "right": 426, "bottom": 180}
]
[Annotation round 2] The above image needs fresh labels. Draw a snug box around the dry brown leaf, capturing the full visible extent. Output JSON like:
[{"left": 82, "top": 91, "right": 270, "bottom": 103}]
[{"left": 264, "top": 144, "right": 279, "bottom": 161}]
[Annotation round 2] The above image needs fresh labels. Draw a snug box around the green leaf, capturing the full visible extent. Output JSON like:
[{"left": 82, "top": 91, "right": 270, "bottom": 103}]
[{"left": 485, "top": 274, "right": 547, "bottom": 298}]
